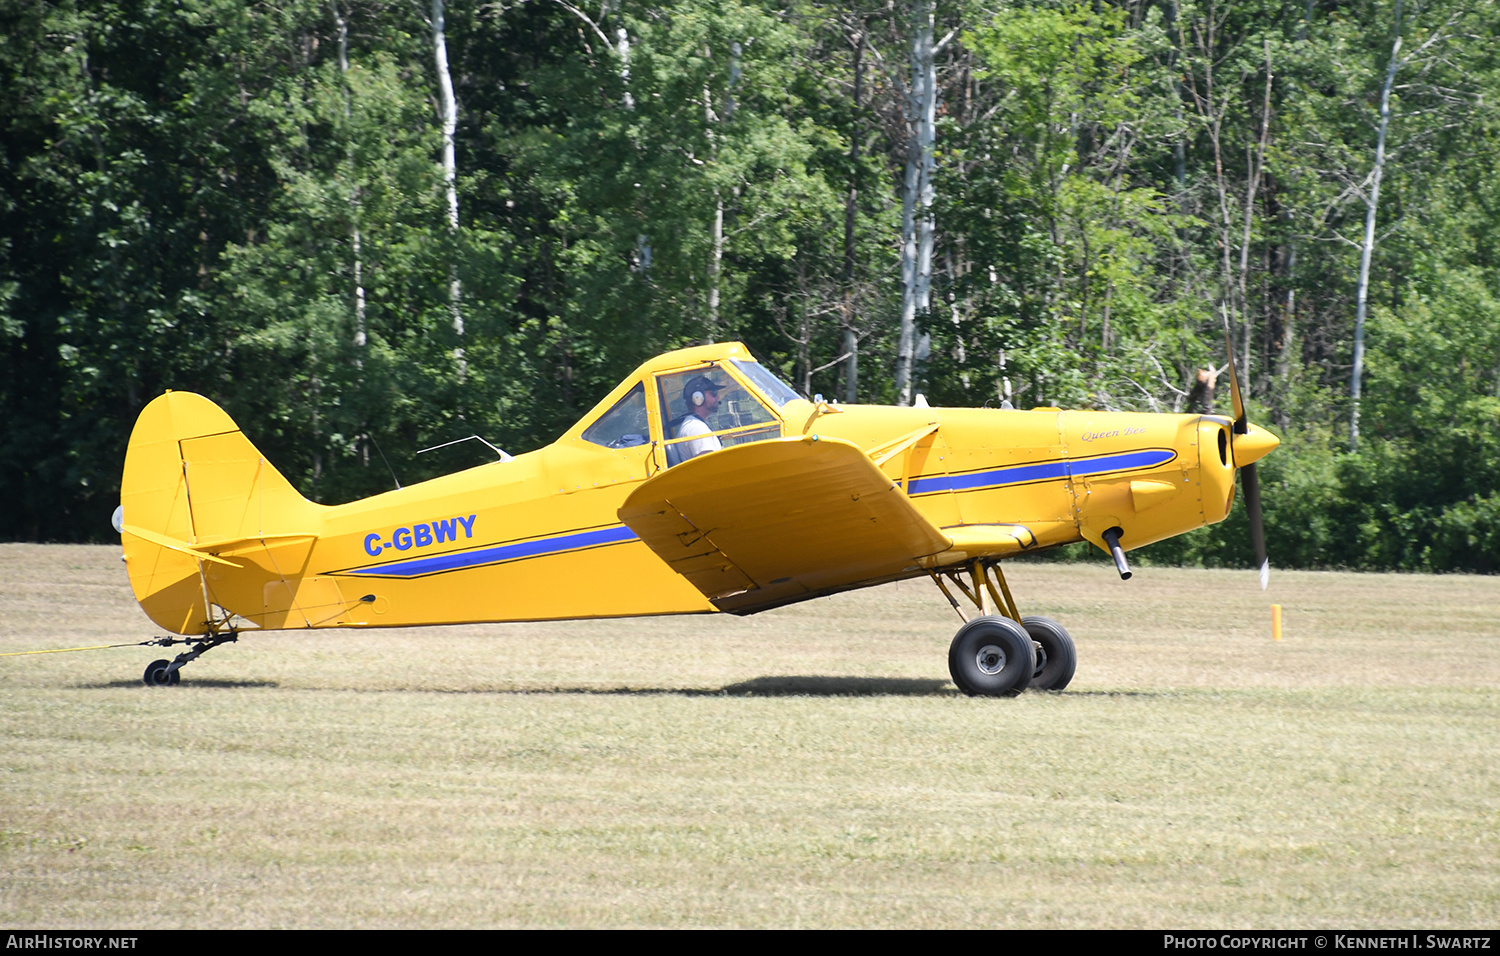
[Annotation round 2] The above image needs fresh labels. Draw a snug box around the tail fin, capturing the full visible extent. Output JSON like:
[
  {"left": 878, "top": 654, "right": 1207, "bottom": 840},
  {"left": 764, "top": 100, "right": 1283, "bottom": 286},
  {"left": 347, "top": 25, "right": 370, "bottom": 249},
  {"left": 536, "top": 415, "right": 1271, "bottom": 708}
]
[{"left": 120, "top": 391, "right": 321, "bottom": 634}]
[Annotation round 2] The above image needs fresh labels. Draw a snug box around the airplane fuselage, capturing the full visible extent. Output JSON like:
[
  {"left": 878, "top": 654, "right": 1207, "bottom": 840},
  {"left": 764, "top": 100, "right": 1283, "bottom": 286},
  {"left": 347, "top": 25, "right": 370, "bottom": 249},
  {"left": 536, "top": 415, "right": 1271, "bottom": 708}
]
[{"left": 122, "top": 342, "right": 1244, "bottom": 636}]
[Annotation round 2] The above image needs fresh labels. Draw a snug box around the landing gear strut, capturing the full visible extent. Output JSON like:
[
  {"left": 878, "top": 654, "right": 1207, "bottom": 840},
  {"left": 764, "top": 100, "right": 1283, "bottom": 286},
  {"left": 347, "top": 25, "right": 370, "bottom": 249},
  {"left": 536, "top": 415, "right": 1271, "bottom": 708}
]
[
  {"left": 929, "top": 560, "right": 1077, "bottom": 696},
  {"left": 139, "top": 632, "right": 237, "bottom": 686}
]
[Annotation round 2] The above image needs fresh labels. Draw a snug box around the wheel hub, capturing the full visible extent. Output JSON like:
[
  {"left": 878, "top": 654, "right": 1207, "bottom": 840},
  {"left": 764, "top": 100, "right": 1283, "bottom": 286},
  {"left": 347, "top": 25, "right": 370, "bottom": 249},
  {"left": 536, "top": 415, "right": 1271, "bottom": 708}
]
[{"left": 975, "top": 644, "right": 1006, "bottom": 675}]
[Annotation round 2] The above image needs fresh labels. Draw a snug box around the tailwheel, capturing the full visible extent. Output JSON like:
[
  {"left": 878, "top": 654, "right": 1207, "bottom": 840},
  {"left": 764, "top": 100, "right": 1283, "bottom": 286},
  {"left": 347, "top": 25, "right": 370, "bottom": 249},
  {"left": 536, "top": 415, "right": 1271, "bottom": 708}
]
[
  {"left": 143, "top": 659, "right": 180, "bottom": 686},
  {"left": 948, "top": 615, "right": 1034, "bottom": 698},
  {"left": 140, "top": 630, "right": 238, "bottom": 686},
  {"left": 1021, "top": 616, "right": 1077, "bottom": 691}
]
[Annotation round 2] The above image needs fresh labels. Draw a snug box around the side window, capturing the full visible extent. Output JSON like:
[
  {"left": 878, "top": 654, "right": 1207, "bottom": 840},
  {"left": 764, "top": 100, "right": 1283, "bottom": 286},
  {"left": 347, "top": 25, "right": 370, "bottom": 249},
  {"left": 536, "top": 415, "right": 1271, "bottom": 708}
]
[
  {"left": 657, "top": 365, "right": 781, "bottom": 466},
  {"left": 581, "top": 383, "right": 650, "bottom": 448}
]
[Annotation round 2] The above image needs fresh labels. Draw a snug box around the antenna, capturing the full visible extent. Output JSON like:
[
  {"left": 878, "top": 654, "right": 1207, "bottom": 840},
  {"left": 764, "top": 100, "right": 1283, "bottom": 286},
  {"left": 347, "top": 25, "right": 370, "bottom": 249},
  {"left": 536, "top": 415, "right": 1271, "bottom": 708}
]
[
  {"left": 366, "top": 434, "right": 403, "bottom": 490},
  {"left": 416, "top": 435, "right": 515, "bottom": 462}
]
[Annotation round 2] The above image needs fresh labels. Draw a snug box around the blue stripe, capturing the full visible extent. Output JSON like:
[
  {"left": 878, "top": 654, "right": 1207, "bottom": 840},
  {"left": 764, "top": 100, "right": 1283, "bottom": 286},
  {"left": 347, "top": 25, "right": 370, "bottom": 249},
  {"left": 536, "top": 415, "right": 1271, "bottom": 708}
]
[
  {"left": 342, "top": 524, "right": 639, "bottom": 578},
  {"left": 908, "top": 448, "right": 1176, "bottom": 496}
]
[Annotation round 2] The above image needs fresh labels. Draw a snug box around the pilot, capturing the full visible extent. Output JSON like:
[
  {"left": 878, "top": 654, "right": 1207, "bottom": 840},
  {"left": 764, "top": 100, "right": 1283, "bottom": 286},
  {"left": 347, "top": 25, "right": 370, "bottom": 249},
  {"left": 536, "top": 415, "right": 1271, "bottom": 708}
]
[{"left": 676, "top": 375, "right": 724, "bottom": 461}]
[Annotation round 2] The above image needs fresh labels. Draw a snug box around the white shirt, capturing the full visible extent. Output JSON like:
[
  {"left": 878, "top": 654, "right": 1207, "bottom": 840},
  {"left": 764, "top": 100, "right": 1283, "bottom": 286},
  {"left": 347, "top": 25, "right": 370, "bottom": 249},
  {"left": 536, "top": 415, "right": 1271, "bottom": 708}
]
[{"left": 676, "top": 415, "right": 722, "bottom": 461}]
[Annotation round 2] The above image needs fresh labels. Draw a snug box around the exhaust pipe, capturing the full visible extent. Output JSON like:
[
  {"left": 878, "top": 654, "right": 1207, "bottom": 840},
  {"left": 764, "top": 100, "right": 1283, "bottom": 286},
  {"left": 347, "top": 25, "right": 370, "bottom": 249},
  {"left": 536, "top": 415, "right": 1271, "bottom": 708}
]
[{"left": 1101, "top": 527, "right": 1132, "bottom": 580}]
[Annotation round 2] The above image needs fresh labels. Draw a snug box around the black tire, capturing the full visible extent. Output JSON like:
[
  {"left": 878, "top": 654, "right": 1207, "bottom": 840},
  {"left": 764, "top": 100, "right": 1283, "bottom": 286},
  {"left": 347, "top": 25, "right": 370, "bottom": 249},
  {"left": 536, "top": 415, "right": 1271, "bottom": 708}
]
[
  {"left": 948, "top": 616, "right": 1035, "bottom": 697},
  {"left": 1021, "top": 616, "right": 1077, "bottom": 691},
  {"left": 143, "top": 659, "right": 179, "bottom": 686}
]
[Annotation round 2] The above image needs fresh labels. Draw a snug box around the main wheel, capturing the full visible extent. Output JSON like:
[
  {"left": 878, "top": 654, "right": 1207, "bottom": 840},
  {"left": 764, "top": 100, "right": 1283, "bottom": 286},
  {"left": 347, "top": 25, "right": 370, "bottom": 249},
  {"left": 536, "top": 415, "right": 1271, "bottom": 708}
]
[
  {"left": 1021, "top": 616, "right": 1077, "bottom": 691},
  {"left": 143, "top": 659, "right": 179, "bottom": 686},
  {"left": 948, "top": 616, "right": 1035, "bottom": 697}
]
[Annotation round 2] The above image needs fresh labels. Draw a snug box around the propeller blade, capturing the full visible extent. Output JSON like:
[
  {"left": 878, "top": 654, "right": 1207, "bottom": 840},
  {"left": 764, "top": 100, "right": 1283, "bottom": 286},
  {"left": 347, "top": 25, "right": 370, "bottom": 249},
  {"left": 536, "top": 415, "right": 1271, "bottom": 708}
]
[
  {"left": 1225, "top": 324, "right": 1269, "bottom": 588},
  {"left": 1224, "top": 327, "right": 1248, "bottom": 433}
]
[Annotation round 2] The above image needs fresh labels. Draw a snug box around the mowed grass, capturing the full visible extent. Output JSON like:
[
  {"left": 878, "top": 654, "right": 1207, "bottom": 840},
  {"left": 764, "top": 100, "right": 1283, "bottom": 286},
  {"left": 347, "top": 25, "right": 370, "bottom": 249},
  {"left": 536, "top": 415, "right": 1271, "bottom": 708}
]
[{"left": 1, "top": 543, "right": 1497, "bottom": 928}]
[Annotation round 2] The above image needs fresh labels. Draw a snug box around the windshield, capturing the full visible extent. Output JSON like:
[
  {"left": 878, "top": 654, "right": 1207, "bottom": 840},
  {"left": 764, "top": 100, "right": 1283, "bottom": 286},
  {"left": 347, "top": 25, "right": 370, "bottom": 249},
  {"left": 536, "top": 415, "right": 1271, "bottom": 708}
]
[{"left": 731, "top": 359, "right": 802, "bottom": 408}]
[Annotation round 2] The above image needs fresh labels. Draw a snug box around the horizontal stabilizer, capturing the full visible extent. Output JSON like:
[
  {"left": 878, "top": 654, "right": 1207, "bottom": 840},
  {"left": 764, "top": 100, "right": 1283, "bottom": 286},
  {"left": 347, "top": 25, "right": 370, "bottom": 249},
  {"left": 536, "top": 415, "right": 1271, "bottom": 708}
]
[
  {"left": 620, "top": 436, "right": 953, "bottom": 613},
  {"left": 121, "top": 524, "right": 243, "bottom": 567}
]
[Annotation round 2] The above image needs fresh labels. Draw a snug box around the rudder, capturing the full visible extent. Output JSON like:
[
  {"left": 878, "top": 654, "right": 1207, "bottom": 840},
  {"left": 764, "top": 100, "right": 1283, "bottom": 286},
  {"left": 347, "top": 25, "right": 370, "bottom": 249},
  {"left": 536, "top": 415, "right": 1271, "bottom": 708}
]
[{"left": 120, "top": 391, "right": 320, "bottom": 634}]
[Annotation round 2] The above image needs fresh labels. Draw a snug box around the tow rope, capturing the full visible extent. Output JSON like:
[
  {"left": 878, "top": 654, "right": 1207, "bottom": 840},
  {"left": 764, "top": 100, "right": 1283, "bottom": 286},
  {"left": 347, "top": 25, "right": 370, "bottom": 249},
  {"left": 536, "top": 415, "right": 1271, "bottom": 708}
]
[{"left": 0, "top": 640, "right": 158, "bottom": 657}]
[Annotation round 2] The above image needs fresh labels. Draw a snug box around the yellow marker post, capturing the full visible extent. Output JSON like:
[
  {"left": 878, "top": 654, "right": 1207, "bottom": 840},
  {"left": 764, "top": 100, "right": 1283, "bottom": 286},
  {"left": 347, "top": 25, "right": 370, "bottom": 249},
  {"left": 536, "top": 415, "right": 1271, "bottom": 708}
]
[{"left": 1272, "top": 604, "right": 1283, "bottom": 641}]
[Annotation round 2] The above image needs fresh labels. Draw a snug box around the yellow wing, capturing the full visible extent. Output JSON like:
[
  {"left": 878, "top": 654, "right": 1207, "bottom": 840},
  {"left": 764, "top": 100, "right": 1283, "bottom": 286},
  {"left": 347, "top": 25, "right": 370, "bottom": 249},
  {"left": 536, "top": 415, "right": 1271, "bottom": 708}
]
[{"left": 619, "top": 436, "right": 955, "bottom": 613}]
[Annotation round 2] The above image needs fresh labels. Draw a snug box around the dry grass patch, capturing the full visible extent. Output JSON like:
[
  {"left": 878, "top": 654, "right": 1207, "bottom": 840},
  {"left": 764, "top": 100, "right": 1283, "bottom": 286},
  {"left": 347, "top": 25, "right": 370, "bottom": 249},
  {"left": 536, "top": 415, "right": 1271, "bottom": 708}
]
[{"left": 1, "top": 544, "right": 1497, "bottom": 927}]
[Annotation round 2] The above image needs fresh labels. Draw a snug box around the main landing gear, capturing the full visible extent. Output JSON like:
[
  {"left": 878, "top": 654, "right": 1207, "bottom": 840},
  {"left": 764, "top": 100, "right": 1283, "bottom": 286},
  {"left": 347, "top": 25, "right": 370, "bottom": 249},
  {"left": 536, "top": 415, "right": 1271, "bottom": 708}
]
[
  {"left": 140, "top": 632, "right": 238, "bottom": 686},
  {"left": 929, "top": 560, "right": 1077, "bottom": 697}
]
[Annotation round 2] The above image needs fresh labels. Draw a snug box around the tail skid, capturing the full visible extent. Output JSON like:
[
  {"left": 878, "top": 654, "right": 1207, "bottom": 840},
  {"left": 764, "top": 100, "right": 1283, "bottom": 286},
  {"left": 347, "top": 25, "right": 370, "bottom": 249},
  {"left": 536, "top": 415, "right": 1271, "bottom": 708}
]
[{"left": 120, "top": 391, "right": 339, "bottom": 635}]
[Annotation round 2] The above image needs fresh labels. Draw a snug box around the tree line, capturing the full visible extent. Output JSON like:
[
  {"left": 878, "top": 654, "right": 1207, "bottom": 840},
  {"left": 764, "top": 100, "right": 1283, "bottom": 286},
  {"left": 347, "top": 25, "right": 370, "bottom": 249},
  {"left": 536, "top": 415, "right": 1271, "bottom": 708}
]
[{"left": 3, "top": 0, "right": 1498, "bottom": 571}]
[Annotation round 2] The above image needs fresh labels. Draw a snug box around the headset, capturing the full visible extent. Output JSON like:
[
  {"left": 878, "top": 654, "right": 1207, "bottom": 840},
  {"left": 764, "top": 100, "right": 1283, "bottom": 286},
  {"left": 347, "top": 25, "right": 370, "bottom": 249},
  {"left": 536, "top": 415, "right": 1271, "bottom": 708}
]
[{"left": 685, "top": 376, "right": 718, "bottom": 409}]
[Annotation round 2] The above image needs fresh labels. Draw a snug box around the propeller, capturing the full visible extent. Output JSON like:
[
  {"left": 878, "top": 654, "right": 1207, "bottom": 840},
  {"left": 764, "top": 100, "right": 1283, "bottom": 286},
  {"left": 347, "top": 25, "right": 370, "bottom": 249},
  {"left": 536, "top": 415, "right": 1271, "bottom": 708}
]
[{"left": 1223, "top": 336, "right": 1278, "bottom": 589}]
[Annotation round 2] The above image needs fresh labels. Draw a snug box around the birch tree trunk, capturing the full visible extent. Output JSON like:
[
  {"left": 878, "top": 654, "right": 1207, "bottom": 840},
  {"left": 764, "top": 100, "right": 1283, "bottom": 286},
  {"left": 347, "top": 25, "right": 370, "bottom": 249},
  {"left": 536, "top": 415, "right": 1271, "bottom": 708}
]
[
  {"left": 1351, "top": 0, "right": 1403, "bottom": 450},
  {"left": 897, "top": 0, "right": 936, "bottom": 406},
  {"left": 617, "top": 25, "right": 634, "bottom": 110},
  {"left": 616, "top": 24, "right": 652, "bottom": 271},
  {"left": 897, "top": 152, "right": 918, "bottom": 403},
  {"left": 704, "top": 75, "right": 722, "bottom": 340},
  {"left": 333, "top": 2, "right": 366, "bottom": 357},
  {"left": 708, "top": 189, "right": 723, "bottom": 338},
  {"left": 432, "top": 0, "right": 463, "bottom": 376},
  {"left": 701, "top": 39, "right": 741, "bottom": 342},
  {"left": 842, "top": 27, "right": 864, "bottom": 404},
  {"left": 1234, "top": 40, "right": 1273, "bottom": 390}
]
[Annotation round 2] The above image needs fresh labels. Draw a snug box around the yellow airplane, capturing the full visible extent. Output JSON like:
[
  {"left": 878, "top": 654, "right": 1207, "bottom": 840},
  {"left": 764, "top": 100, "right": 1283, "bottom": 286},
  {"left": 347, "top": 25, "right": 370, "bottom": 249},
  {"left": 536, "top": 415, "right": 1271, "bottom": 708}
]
[{"left": 118, "top": 340, "right": 1277, "bottom": 696}]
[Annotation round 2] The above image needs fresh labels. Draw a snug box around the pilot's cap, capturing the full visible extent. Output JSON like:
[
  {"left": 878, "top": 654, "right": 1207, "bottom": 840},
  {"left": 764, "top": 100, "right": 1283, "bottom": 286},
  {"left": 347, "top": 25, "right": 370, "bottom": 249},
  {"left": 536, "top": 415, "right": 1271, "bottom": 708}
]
[{"left": 683, "top": 375, "right": 724, "bottom": 405}]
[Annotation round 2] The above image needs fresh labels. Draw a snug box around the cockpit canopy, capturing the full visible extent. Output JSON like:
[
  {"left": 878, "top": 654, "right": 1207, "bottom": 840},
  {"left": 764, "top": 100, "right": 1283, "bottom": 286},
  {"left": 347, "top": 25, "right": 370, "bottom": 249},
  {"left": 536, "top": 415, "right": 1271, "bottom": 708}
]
[{"left": 576, "top": 349, "right": 802, "bottom": 469}]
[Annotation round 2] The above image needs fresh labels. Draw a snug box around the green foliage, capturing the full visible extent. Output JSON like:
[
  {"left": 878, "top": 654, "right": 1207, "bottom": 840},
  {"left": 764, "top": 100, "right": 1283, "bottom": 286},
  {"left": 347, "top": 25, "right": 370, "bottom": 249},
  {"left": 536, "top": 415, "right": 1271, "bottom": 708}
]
[
  {"left": 1, "top": 0, "right": 1498, "bottom": 571},
  {"left": 929, "top": 1, "right": 1209, "bottom": 411}
]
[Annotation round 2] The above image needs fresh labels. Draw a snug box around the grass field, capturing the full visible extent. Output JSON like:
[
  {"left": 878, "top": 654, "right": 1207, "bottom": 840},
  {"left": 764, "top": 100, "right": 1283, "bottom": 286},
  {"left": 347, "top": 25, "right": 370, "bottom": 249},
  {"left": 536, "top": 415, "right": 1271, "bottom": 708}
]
[{"left": 2, "top": 543, "right": 1497, "bottom": 928}]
